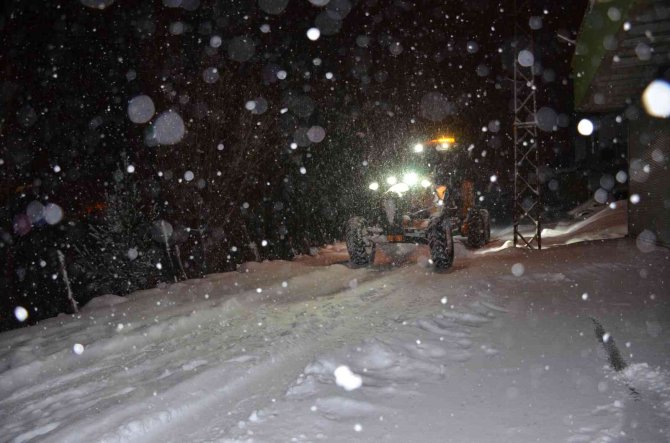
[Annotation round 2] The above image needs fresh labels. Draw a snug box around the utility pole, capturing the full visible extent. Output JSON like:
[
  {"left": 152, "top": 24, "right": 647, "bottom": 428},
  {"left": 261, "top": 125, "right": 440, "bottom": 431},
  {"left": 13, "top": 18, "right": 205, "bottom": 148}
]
[{"left": 513, "top": 0, "right": 542, "bottom": 249}]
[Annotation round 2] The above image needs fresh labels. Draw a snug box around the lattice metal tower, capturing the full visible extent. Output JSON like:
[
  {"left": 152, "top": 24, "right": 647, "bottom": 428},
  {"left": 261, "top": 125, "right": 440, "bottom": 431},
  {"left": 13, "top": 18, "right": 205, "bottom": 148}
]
[{"left": 513, "top": 0, "right": 542, "bottom": 249}]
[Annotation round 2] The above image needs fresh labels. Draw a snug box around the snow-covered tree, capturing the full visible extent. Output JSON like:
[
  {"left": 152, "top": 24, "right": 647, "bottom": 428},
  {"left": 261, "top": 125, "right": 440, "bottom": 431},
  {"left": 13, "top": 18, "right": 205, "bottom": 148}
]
[{"left": 75, "top": 168, "right": 163, "bottom": 296}]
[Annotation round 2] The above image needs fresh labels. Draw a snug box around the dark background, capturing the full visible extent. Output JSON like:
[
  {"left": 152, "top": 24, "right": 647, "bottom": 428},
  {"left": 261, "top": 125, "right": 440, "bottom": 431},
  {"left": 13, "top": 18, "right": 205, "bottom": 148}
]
[{"left": 0, "top": 0, "right": 589, "bottom": 330}]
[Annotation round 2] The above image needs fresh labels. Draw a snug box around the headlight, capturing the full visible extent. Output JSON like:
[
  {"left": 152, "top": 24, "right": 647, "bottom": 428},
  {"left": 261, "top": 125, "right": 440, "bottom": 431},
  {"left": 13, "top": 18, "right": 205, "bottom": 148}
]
[
  {"left": 420, "top": 179, "right": 431, "bottom": 188},
  {"left": 369, "top": 181, "right": 379, "bottom": 191},
  {"left": 388, "top": 182, "right": 410, "bottom": 195},
  {"left": 386, "top": 175, "right": 398, "bottom": 185},
  {"left": 403, "top": 172, "right": 419, "bottom": 186},
  {"left": 413, "top": 143, "right": 424, "bottom": 153}
]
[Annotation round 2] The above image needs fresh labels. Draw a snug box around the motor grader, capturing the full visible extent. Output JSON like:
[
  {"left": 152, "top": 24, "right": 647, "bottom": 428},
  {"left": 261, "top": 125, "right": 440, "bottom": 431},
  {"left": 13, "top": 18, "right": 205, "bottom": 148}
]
[{"left": 346, "top": 137, "right": 490, "bottom": 270}]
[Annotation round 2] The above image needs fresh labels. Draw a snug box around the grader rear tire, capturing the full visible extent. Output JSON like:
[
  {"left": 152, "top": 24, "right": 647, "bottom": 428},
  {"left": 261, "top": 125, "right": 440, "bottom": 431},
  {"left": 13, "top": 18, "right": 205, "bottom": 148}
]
[{"left": 428, "top": 217, "right": 454, "bottom": 270}]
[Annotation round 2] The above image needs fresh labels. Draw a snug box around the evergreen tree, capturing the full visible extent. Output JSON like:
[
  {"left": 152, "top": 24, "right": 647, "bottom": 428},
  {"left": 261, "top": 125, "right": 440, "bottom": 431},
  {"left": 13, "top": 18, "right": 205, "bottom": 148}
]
[{"left": 75, "top": 168, "right": 163, "bottom": 296}]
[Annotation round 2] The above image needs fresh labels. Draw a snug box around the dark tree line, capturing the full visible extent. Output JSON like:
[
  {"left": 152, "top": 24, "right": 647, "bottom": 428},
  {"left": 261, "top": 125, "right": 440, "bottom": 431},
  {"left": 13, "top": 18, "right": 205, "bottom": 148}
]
[{"left": 0, "top": 0, "right": 370, "bottom": 330}]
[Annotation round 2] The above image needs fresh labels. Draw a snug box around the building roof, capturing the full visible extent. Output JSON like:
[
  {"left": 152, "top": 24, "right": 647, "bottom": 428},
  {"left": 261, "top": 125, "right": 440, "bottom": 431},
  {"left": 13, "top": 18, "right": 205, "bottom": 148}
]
[{"left": 573, "top": 0, "right": 670, "bottom": 112}]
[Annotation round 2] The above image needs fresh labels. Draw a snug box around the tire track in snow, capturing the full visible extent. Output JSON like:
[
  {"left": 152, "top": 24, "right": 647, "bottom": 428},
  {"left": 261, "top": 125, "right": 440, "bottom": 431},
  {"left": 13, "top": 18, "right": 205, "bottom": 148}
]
[
  {"left": 24, "top": 267, "right": 406, "bottom": 443},
  {"left": 0, "top": 263, "right": 388, "bottom": 443},
  {"left": 129, "top": 272, "right": 415, "bottom": 443},
  {"left": 144, "top": 264, "right": 497, "bottom": 442}
]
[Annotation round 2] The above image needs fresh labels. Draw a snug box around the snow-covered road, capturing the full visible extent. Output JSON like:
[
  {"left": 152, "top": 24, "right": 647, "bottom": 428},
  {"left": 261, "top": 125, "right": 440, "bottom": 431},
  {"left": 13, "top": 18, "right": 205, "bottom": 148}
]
[{"left": 1, "top": 203, "right": 668, "bottom": 443}]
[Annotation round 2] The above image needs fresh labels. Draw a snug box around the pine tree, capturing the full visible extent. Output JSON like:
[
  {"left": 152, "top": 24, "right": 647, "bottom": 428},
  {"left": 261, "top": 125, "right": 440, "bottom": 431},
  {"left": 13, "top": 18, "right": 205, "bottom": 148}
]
[{"left": 75, "top": 169, "right": 163, "bottom": 296}]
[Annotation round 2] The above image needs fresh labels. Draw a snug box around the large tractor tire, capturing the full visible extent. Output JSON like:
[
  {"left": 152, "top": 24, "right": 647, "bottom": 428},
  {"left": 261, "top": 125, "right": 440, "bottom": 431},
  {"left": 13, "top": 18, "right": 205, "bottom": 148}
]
[
  {"left": 480, "top": 209, "right": 491, "bottom": 243},
  {"left": 427, "top": 216, "right": 454, "bottom": 270},
  {"left": 466, "top": 209, "right": 486, "bottom": 248},
  {"left": 345, "top": 217, "right": 375, "bottom": 267}
]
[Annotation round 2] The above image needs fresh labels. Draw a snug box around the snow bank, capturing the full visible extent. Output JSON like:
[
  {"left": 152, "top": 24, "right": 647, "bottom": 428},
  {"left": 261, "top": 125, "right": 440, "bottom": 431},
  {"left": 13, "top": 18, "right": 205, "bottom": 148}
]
[
  {"left": 82, "top": 294, "right": 128, "bottom": 310},
  {"left": 480, "top": 199, "right": 628, "bottom": 255},
  {"left": 540, "top": 200, "right": 628, "bottom": 245}
]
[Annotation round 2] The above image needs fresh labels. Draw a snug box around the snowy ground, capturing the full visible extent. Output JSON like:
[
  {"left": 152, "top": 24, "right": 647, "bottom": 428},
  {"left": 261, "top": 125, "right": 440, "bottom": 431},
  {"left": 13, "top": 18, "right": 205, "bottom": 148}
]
[{"left": 1, "top": 201, "right": 668, "bottom": 443}]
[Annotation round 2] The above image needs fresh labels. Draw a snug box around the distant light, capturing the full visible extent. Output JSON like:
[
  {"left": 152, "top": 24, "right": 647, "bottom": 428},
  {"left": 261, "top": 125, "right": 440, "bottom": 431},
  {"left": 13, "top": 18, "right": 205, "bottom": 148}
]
[
  {"left": 261, "top": 240, "right": 268, "bottom": 247},
  {"left": 641, "top": 80, "right": 670, "bottom": 118},
  {"left": 623, "top": 21, "right": 631, "bottom": 31},
  {"left": 325, "top": 72, "right": 333, "bottom": 80},
  {"left": 290, "top": 142, "right": 297, "bottom": 150},
  {"left": 388, "top": 182, "right": 410, "bottom": 195},
  {"left": 73, "top": 343, "right": 85, "bottom": 355},
  {"left": 369, "top": 181, "right": 379, "bottom": 191},
  {"left": 54, "top": 165, "right": 61, "bottom": 173},
  {"left": 386, "top": 175, "right": 397, "bottom": 185},
  {"left": 127, "top": 165, "right": 135, "bottom": 173},
  {"left": 300, "top": 166, "right": 307, "bottom": 174},
  {"left": 277, "top": 70, "right": 287, "bottom": 80},
  {"left": 577, "top": 118, "right": 594, "bottom": 136},
  {"left": 490, "top": 175, "right": 497, "bottom": 183},
  {"left": 413, "top": 143, "right": 424, "bottom": 153},
  {"left": 420, "top": 179, "right": 431, "bottom": 188},
  {"left": 630, "top": 193, "right": 640, "bottom": 204},
  {"left": 306, "top": 28, "right": 321, "bottom": 41}
]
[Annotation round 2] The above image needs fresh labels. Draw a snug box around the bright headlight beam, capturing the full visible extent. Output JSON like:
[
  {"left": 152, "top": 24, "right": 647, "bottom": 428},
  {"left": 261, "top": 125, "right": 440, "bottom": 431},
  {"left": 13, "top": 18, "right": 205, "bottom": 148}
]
[
  {"left": 403, "top": 172, "right": 419, "bottom": 186},
  {"left": 388, "top": 183, "right": 410, "bottom": 195}
]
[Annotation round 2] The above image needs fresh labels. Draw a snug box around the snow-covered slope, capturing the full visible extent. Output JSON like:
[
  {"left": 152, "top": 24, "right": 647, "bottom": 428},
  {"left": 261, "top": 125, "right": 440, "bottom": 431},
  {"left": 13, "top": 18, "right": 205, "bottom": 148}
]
[{"left": 1, "top": 204, "right": 668, "bottom": 443}]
